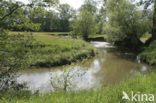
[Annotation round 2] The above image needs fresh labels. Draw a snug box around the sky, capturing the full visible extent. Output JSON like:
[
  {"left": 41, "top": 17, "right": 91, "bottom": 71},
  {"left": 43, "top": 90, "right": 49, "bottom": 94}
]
[
  {"left": 60, "top": 0, "right": 84, "bottom": 9},
  {"left": 16, "top": 0, "right": 84, "bottom": 9}
]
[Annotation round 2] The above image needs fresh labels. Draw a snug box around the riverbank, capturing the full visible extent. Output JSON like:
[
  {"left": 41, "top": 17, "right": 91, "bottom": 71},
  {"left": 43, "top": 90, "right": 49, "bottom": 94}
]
[
  {"left": 1, "top": 72, "right": 156, "bottom": 103},
  {"left": 9, "top": 32, "right": 96, "bottom": 68},
  {"left": 87, "top": 34, "right": 106, "bottom": 41},
  {"left": 1, "top": 38, "right": 156, "bottom": 102}
]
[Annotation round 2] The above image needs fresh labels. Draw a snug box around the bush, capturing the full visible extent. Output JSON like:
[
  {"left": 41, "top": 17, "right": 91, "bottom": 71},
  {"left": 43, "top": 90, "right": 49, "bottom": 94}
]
[{"left": 140, "top": 40, "right": 156, "bottom": 65}]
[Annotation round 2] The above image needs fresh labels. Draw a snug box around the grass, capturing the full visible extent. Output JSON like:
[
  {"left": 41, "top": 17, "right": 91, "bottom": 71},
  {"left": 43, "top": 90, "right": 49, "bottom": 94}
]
[
  {"left": 11, "top": 31, "right": 70, "bottom": 35},
  {"left": 140, "top": 40, "right": 156, "bottom": 65},
  {"left": 8, "top": 32, "right": 96, "bottom": 68},
  {"left": 1, "top": 72, "right": 156, "bottom": 103},
  {"left": 88, "top": 34, "right": 107, "bottom": 39}
]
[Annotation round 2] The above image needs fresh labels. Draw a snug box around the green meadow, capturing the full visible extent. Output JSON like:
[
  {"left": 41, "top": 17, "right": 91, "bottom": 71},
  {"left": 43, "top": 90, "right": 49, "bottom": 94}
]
[{"left": 8, "top": 32, "right": 96, "bottom": 68}]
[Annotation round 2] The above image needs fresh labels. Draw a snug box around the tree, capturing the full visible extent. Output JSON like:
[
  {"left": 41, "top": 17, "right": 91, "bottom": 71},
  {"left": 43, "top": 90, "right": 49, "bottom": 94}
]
[
  {"left": 80, "top": 0, "right": 97, "bottom": 15},
  {"left": 104, "top": 0, "right": 152, "bottom": 50},
  {"left": 58, "top": 4, "right": 75, "bottom": 32},
  {"left": 0, "top": 0, "right": 59, "bottom": 31},
  {"left": 138, "top": 0, "right": 155, "bottom": 45},
  {"left": 96, "top": 0, "right": 107, "bottom": 34},
  {"left": 28, "top": 3, "right": 74, "bottom": 32},
  {"left": 72, "top": 0, "right": 97, "bottom": 40}
]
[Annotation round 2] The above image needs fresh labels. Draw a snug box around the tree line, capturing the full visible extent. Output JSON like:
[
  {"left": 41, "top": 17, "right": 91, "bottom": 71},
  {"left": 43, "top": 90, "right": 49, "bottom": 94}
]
[{"left": 1, "top": 0, "right": 156, "bottom": 46}]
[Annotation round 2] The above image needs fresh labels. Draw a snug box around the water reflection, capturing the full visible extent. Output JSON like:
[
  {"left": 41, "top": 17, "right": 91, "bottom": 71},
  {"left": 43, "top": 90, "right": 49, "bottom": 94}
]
[
  {"left": 17, "top": 42, "right": 153, "bottom": 93},
  {"left": 17, "top": 59, "right": 102, "bottom": 93},
  {"left": 90, "top": 41, "right": 114, "bottom": 48},
  {"left": 140, "top": 66, "right": 147, "bottom": 72},
  {"left": 137, "top": 55, "right": 141, "bottom": 63}
]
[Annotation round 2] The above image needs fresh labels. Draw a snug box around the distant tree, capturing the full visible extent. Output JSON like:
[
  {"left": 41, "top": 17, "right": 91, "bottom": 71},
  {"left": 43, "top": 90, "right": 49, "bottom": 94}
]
[
  {"left": 28, "top": 3, "right": 74, "bottom": 32},
  {"left": 96, "top": 0, "right": 107, "bottom": 34},
  {"left": 72, "top": 0, "right": 97, "bottom": 40},
  {"left": 80, "top": 0, "right": 97, "bottom": 14},
  {"left": 58, "top": 4, "right": 75, "bottom": 32},
  {"left": 43, "top": 11, "right": 61, "bottom": 32},
  {"left": 30, "top": 9, "right": 61, "bottom": 32}
]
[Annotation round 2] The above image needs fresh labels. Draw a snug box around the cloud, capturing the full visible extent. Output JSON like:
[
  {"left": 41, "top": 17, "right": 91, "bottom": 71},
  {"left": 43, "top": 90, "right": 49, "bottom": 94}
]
[
  {"left": 60, "top": 0, "right": 84, "bottom": 9},
  {"left": 15, "top": 0, "right": 84, "bottom": 9}
]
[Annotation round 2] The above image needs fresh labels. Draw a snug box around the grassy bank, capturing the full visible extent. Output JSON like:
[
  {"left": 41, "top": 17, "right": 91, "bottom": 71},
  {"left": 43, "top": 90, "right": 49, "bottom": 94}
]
[
  {"left": 9, "top": 32, "right": 96, "bottom": 68},
  {"left": 140, "top": 40, "right": 156, "bottom": 65},
  {"left": 1, "top": 72, "right": 156, "bottom": 103}
]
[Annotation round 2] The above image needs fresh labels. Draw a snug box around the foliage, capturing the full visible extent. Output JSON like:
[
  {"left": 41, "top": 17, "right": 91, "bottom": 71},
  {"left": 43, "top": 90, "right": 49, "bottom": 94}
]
[
  {"left": 58, "top": 4, "right": 75, "bottom": 32},
  {"left": 0, "top": 29, "right": 36, "bottom": 94},
  {"left": 0, "top": 0, "right": 60, "bottom": 32},
  {"left": 96, "top": 0, "right": 107, "bottom": 34},
  {"left": 72, "top": 10, "right": 97, "bottom": 40},
  {"left": 141, "top": 32, "right": 152, "bottom": 39},
  {"left": 140, "top": 40, "right": 156, "bottom": 65},
  {"left": 72, "top": 0, "right": 98, "bottom": 40},
  {"left": 1, "top": 72, "right": 156, "bottom": 103},
  {"left": 79, "top": 0, "right": 97, "bottom": 15},
  {"left": 103, "top": 0, "right": 152, "bottom": 49},
  {"left": 151, "top": 0, "right": 156, "bottom": 41},
  {"left": 28, "top": 3, "right": 75, "bottom": 32},
  {"left": 0, "top": 0, "right": 41, "bottom": 31}
]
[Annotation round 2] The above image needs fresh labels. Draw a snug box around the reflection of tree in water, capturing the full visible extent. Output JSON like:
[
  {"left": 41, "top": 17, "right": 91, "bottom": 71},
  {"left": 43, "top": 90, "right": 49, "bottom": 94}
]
[{"left": 94, "top": 48, "right": 150, "bottom": 86}]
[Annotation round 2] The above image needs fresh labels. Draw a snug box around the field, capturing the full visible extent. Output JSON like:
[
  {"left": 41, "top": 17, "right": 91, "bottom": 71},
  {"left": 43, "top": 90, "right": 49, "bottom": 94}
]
[{"left": 9, "top": 32, "right": 96, "bottom": 67}]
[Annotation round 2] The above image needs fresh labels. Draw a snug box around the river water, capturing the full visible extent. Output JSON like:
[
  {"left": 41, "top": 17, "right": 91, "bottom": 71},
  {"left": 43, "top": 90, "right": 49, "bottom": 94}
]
[{"left": 17, "top": 41, "right": 153, "bottom": 93}]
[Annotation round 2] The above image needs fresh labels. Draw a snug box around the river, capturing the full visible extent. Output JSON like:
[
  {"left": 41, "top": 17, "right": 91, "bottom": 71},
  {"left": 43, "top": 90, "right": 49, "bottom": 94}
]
[{"left": 17, "top": 41, "right": 154, "bottom": 93}]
